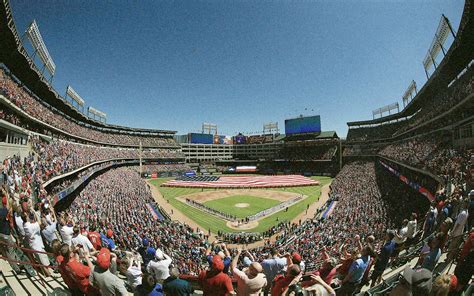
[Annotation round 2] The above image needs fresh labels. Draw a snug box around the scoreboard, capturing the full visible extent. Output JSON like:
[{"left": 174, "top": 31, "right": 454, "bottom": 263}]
[{"left": 285, "top": 115, "right": 321, "bottom": 135}]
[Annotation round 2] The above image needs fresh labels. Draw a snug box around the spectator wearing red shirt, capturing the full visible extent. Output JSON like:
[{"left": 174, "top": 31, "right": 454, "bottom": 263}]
[
  {"left": 459, "top": 230, "right": 474, "bottom": 262},
  {"left": 62, "top": 244, "right": 98, "bottom": 295},
  {"left": 87, "top": 225, "right": 102, "bottom": 250},
  {"left": 54, "top": 242, "right": 82, "bottom": 295},
  {"left": 338, "top": 247, "right": 359, "bottom": 278},
  {"left": 302, "top": 247, "right": 337, "bottom": 287},
  {"left": 271, "top": 264, "right": 301, "bottom": 296},
  {"left": 198, "top": 255, "right": 234, "bottom": 296}
]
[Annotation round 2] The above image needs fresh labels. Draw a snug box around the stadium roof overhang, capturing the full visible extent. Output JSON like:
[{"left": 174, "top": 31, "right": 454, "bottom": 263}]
[
  {"left": 0, "top": 1, "right": 176, "bottom": 135},
  {"left": 347, "top": 0, "right": 474, "bottom": 128},
  {"left": 283, "top": 131, "right": 339, "bottom": 141}
]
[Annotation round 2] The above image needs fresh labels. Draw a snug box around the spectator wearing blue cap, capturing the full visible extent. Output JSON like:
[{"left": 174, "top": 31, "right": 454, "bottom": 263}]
[{"left": 137, "top": 238, "right": 155, "bottom": 268}]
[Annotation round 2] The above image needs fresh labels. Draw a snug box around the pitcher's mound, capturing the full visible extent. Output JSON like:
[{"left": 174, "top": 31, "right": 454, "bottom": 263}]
[{"left": 235, "top": 203, "right": 250, "bottom": 208}]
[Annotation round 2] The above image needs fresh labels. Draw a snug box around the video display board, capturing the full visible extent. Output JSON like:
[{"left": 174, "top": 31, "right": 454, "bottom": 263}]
[
  {"left": 189, "top": 133, "right": 214, "bottom": 144},
  {"left": 285, "top": 115, "right": 321, "bottom": 135}
]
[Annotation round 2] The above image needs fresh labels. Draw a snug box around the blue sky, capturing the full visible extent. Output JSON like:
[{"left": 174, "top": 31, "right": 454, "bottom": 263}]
[{"left": 10, "top": 0, "right": 464, "bottom": 137}]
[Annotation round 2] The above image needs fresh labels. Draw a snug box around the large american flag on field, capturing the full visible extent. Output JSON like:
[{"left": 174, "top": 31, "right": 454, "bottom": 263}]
[{"left": 162, "top": 175, "right": 319, "bottom": 188}]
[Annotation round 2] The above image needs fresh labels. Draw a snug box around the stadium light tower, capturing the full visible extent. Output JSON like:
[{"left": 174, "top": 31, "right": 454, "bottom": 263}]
[
  {"left": 66, "top": 86, "right": 85, "bottom": 113},
  {"left": 202, "top": 123, "right": 218, "bottom": 135},
  {"left": 423, "top": 15, "right": 456, "bottom": 79},
  {"left": 372, "top": 102, "right": 399, "bottom": 119},
  {"left": 402, "top": 81, "right": 417, "bottom": 108},
  {"left": 263, "top": 122, "right": 279, "bottom": 134},
  {"left": 25, "top": 20, "right": 56, "bottom": 82},
  {"left": 88, "top": 107, "right": 107, "bottom": 123}
]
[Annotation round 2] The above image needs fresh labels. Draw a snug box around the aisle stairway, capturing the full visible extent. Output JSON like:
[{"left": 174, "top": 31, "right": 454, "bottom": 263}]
[{"left": 0, "top": 258, "right": 68, "bottom": 295}]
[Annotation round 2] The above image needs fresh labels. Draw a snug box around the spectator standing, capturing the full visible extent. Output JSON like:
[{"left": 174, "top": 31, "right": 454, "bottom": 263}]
[
  {"left": 40, "top": 216, "right": 58, "bottom": 249},
  {"left": 134, "top": 273, "right": 164, "bottom": 296},
  {"left": 339, "top": 245, "right": 373, "bottom": 296},
  {"left": 301, "top": 247, "right": 337, "bottom": 287},
  {"left": 261, "top": 248, "right": 290, "bottom": 295},
  {"left": 101, "top": 229, "right": 116, "bottom": 251},
  {"left": 389, "top": 267, "right": 432, "bottom": 296},
  {"left": 23, "top": 210, "right": 51, "bottom": 277},
  {"left": 137, "top": 238, "right": 155, "bottom": 268},
  {"left": 271, "top": 264, "right": 301, "bottom": 296},
  {"left": 231, "top": 249, "right": 267, "bottom": 296},
  {"left": 303, "top": 275, "right": 336, "bottom": 296},
  {"left": 119, "top": 257, "right": 142, "bottom": 291},
  {"left": 0, "top": 196, "right": 21, "bottom": 274},
  {"left": 421, "top": 234, "right": 441, "bottom": 271},
  {"left": 406, "top": 213, "right": 418, "bottom": 245},
  {"left": 55, "top": 243, "right": 82, "bottom": 295},
  {"left": 448, "top": 201, "right": 469, "bottom": 261},
  {"left": 59, "top": 217, "right": 74, "bottom": 246},
  {"left": 163, "top": 267, "right": 194, "bottom": 296},
  {"left": 87, "top": 225, "right": 102, "bottom": 250},
  {"left": 63, "top": 244, "right": 98, "bottom": 295},
  {"left": 370, "top": 231, "right": 396, "bottom": 287},
  {"left": 90, "top": 248, "right": 128, "bottom": 296},
  {"left": 147, "top": 249, "right": 172, "bottom": 283},
  {"left": 206, "top": 241, "right": 232, "bottom": 274},
  {"left": 71, "top": 226, "right": 95, "bottom": 254},
  {"left": 453, "top": 249, "right": 474, "bottom": 294},
  {"left": 198, "top": 255, "right": 234, "bottom": 296},
  {"left": 392, "top": 219, "right": 409, "bottom": 257}
]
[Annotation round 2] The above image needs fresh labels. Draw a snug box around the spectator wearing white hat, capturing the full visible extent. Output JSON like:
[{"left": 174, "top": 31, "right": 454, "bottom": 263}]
[{"left": 147, "top": 249, "right": 172, "bottom": 283}]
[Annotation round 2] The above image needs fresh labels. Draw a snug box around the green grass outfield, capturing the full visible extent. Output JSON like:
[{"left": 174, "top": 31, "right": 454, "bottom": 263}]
[
  {"left": 149, "top": 176, "right": 332, "bottom": 234},
  {"left": 203, "top": 195, "right": 281, "bottom": 218}
]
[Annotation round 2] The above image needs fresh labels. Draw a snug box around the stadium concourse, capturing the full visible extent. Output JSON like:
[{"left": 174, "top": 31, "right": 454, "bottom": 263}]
[{"left": 0, "top": 0, "right": 474, "bottom": 295}]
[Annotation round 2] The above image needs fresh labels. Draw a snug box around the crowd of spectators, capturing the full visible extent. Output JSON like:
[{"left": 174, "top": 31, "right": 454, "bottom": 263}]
[
  {"left": 394, "top": 64, "right": 474, "bottom": 136},
  {"left": 65, "top": 167, "right": 207, "bottom": 275},
  {"left": 280, "top": 144, "right": 337, "bottom": 161},
  {"left": 0, "top": 68, "right": 177, "bottom": 147},
  {"left": 346, "top": 121, "right": 406, "bottom": 142},
  {"left": 46, "top": 160, "right": 132, "bottom": 195},
  {"left": 29, "top": 137, "right": 183, "bottom": 182},
  {"left": 252, "top": 162, "right": 430, "bottom": 269},
  {"left": 346, "top": 62, "right": 473, "bottom": 143},
  {"left": 218, "top": 221, "right": 301, "bottom": 245},
  {"left": 0, "top": 151, "right": 472, "bottom": 295},
  {"left": 342, "top": 145, "right": 382, "bottom": 157},
  {"left": 379, "top": 132, "right": 473, "bottom": 187},
  {"left": 137, "top": 164, "right": 192, "bottom": 174},
  {"left": 379, "top": 135, "right": 441, "bottom": 168}
]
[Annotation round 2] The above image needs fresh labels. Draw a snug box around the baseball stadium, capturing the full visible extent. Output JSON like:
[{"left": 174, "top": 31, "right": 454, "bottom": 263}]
[{"left": 0, "top": 0, "right": 473, "bottom": 295}]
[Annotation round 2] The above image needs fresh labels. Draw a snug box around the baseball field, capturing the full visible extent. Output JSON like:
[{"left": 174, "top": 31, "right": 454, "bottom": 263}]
[{"left": 149, "top": 176, "right": 332, "bottom": 234}]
